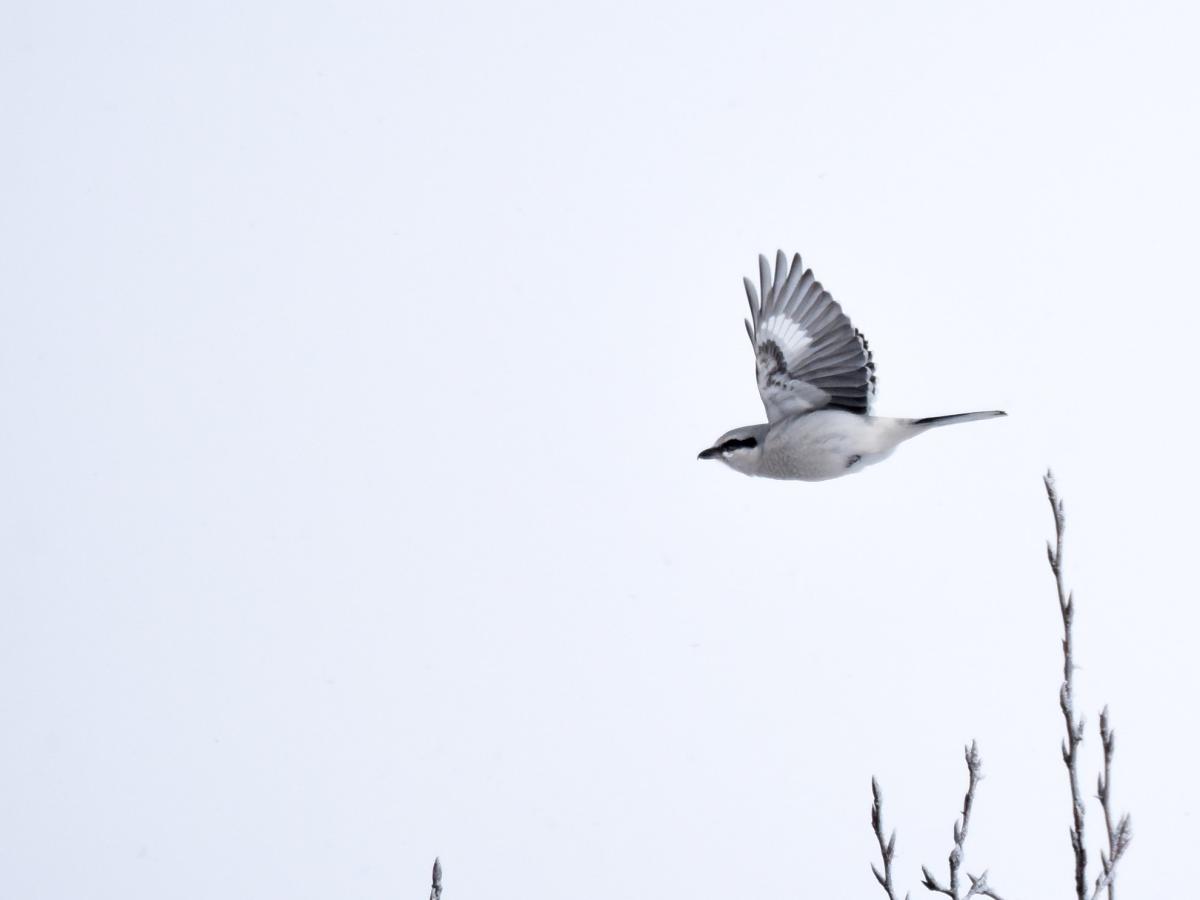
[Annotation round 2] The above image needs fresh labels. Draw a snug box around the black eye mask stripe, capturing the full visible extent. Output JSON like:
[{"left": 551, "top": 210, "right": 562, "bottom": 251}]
[{"left": 721, "top": 437, "right": 758, "bottom": 452}]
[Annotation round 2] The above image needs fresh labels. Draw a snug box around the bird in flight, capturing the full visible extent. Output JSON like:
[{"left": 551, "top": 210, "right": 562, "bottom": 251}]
[{"left": 699, "top": 251, "right": 1005, "bottom": 481}]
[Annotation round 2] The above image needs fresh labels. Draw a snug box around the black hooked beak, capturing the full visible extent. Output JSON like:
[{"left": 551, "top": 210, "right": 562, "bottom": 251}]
[{"left": 697, "top": 446, "right": 721, "bottom": 460}]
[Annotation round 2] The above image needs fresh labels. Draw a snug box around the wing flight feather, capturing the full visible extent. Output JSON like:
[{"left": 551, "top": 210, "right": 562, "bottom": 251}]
[{"left": 745, "top": 252, "right": 876, "bottom": 421}]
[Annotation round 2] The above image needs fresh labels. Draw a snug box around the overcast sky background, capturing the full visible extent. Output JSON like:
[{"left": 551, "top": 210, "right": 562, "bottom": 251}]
[{"left": 3, "top": 1, "right": 1199, "bottom": 897}]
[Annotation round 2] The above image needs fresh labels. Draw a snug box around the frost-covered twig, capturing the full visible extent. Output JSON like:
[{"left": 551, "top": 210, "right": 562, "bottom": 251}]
[
  {"left": 871, "top": 778, "right": 909, "bottom": 900},
  {"left": 1045, "top": 471, "right": 1088, "bottom": 900},
  {"left": 919, "top": 743, "right": 1005, "bottom": 900},
  {"left": 870, "top": 746, "right": 1005, "bottom": 900},
  {"left": 1095, "top": 709, "right": 1132, "bottom": 900},
  {"left": 1097, "top": 709, "right": 1117, "bottom": 900},
  {"left": 429, "top": 857, "right": 442, "bottom": 900},
  {"left": 1044, "top": 472, "right": 1131, "bottom": 900}
]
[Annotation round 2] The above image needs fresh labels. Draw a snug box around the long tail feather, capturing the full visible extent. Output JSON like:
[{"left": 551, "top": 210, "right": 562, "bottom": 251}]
[{"left": 912, "top": 410, "right": 1007, "bottom": 428}]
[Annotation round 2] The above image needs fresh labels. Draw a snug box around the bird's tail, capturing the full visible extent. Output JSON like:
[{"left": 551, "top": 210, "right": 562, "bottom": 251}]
[{"left": 911, "top": 410, "right": 1007, "bottom": 429}]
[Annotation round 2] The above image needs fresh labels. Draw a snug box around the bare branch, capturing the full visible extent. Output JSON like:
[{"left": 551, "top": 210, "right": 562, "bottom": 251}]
[
  {"left": 429, "top": 857, "right": 442, "bottom": 900},
  {"left": 1045, "top": 471, "right": 1089, "bottom": 900},
  {"left": 1092, "top": 709, "right": 1133, "bottom": 900},
  {"left": 862, "top": 472, "right": 1134, "bottom": 900},
  {"left": 965, "top": 870, "right": 1006, "bottom": 900},
  {"left": 1097, "top": 709, "right": 1116, "bottom": 900},
  {"left": 871, "top": 778, "right": 910, "bottom": 900},
  {"left": 919, "top": 743, "right": 1005, "bottom": 900},
  {"left": 1044, "top": 471, "right": 1132, "bottom": 900}
]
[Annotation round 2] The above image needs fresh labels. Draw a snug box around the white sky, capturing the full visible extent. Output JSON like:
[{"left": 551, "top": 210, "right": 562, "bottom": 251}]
[{"left": 3, "top": 1, "right": 1198, "bottom": 897}]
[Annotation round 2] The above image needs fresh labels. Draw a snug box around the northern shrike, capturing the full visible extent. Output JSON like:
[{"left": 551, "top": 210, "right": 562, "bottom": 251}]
[{"left": 699, "top": 252, "right": 1005, "bottom": 481}]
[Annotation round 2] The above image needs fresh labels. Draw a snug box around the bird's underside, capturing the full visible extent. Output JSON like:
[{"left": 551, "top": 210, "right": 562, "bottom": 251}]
[{"left": 754, "top": 410, "right": 907, "bottom": 481}]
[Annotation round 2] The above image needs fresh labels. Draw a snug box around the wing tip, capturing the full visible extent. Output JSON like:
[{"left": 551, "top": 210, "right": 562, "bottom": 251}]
[{"left": 743, "top": 276, "right": 760, "bottom": 314}]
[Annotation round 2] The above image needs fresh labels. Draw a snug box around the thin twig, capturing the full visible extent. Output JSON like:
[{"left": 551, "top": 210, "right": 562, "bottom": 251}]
[
  {"left": 871, "top": 778, "right": 909, "bottom": 900},
  {"left": 1097, "top": 709, "right": 1117, "bottom": 900},
  {"left": 919, "top": 743, "right": 1005, "bottom": 900},
  {"left": 1044, "top": 471, "right": 1132, "bottom": 900},
  {"left": 864, "top": 472, "right": 1133, "bottom": 900},
  {"left": 1045, "top": 471, "right": 1088, "bottom": 900},
  {"left": 1086, "top": 806, "right": 1131, "bottom": 900},
  {"left": 1090, "top": 710, "right": 1133, "bottom": 900},
  {"left": 429, "top": 857, "right": 442, "bottom": 900}
]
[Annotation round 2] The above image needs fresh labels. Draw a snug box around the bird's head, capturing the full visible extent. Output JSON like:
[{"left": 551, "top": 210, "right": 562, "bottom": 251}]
[{"left": 697, "top": 424, "right": 768, "bottom": 474}]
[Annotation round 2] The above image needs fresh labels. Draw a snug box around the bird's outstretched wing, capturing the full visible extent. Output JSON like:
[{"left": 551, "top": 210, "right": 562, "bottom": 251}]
[{"left": 743, "top": 251, "right": 876, "bottom": 422}]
